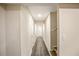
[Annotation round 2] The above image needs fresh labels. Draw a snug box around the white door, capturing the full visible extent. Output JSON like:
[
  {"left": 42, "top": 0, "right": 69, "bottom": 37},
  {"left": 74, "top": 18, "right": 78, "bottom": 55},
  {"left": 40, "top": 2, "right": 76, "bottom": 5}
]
[{"left": 59, "top": 9, "right": 79, "bottom": 56}]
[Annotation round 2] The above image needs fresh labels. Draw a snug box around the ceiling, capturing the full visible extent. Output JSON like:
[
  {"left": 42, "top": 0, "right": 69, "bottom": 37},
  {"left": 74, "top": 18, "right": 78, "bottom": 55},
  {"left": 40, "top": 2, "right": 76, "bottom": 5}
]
[
  {"left": 7, "top": 3, "right": 57, "bottom": 21},
  {"left": 23, "top": 3, "right": 57, "bottom": 21}
]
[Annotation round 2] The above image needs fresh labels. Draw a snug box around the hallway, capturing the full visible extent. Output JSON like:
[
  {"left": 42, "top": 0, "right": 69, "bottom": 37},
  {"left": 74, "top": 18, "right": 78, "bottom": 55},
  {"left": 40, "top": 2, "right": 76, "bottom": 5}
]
[
  {"left": 0, "top": 3, "right": 79, "bottom": 56},
  {"left": 0, "top": 3, "right": 57, "bottom": 56}
]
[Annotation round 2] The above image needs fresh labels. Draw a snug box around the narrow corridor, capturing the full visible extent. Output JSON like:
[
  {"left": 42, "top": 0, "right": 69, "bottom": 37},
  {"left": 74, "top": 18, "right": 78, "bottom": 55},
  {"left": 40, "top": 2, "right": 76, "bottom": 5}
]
[{"left": 0, "top": 3, "right": 57, "bottom": 56}]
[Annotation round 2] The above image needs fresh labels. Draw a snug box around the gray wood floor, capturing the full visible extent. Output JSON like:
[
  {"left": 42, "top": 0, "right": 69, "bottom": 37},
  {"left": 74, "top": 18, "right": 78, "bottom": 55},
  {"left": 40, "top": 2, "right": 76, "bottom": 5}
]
[{"left": 31, "top": 36, "right": 50, "bottom": 56}]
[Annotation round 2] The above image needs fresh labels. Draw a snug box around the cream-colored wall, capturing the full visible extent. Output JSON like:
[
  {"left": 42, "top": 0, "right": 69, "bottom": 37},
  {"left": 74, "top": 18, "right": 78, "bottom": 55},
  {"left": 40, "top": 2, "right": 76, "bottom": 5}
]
[
  {"left": 0, "top": 5, "right": 6, "bottom": 56},
  {"left": 34, "top": 21, "right": 44, "bottom": 37},
  {"left": 44, "top": 14, "right": 51, "bottom": 52},
  {"left": 59, "top": 9, "right": 79, "bottom": 56},
  {"left": 0, "top": 4, "right": 34, "bottom": 56},
  {"left": 6, "top": 5, "right": 21, "bottom": 56},
  {"left": 50, "top": 12, "right": 57, "bottom": 49},
  {"left": 20, "top": 6, "right": 34, "bottom": 56}
]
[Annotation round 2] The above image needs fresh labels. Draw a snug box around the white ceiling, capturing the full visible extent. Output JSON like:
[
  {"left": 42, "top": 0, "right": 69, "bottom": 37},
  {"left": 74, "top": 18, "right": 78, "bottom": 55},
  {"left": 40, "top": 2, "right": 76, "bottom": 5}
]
[
  {"left": 23, "top": 3, "right": 57, "bottom": 21},
  {"left": 7, "top": 3, "right": 57, "bottom": 21}
]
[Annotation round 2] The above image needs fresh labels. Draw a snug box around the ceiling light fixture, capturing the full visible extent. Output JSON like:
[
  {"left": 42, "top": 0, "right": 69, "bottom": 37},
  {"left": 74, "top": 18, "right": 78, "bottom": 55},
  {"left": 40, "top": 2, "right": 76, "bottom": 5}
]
[{"left": 38, "top": 14, "right": 42, "bottom": 18}]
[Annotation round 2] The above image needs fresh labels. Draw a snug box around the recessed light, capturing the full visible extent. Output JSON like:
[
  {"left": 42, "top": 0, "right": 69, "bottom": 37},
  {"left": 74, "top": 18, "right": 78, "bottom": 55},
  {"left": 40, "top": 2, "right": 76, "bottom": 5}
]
[{"left": 38, "top": 14, "right": 42, "bottom": 18}]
